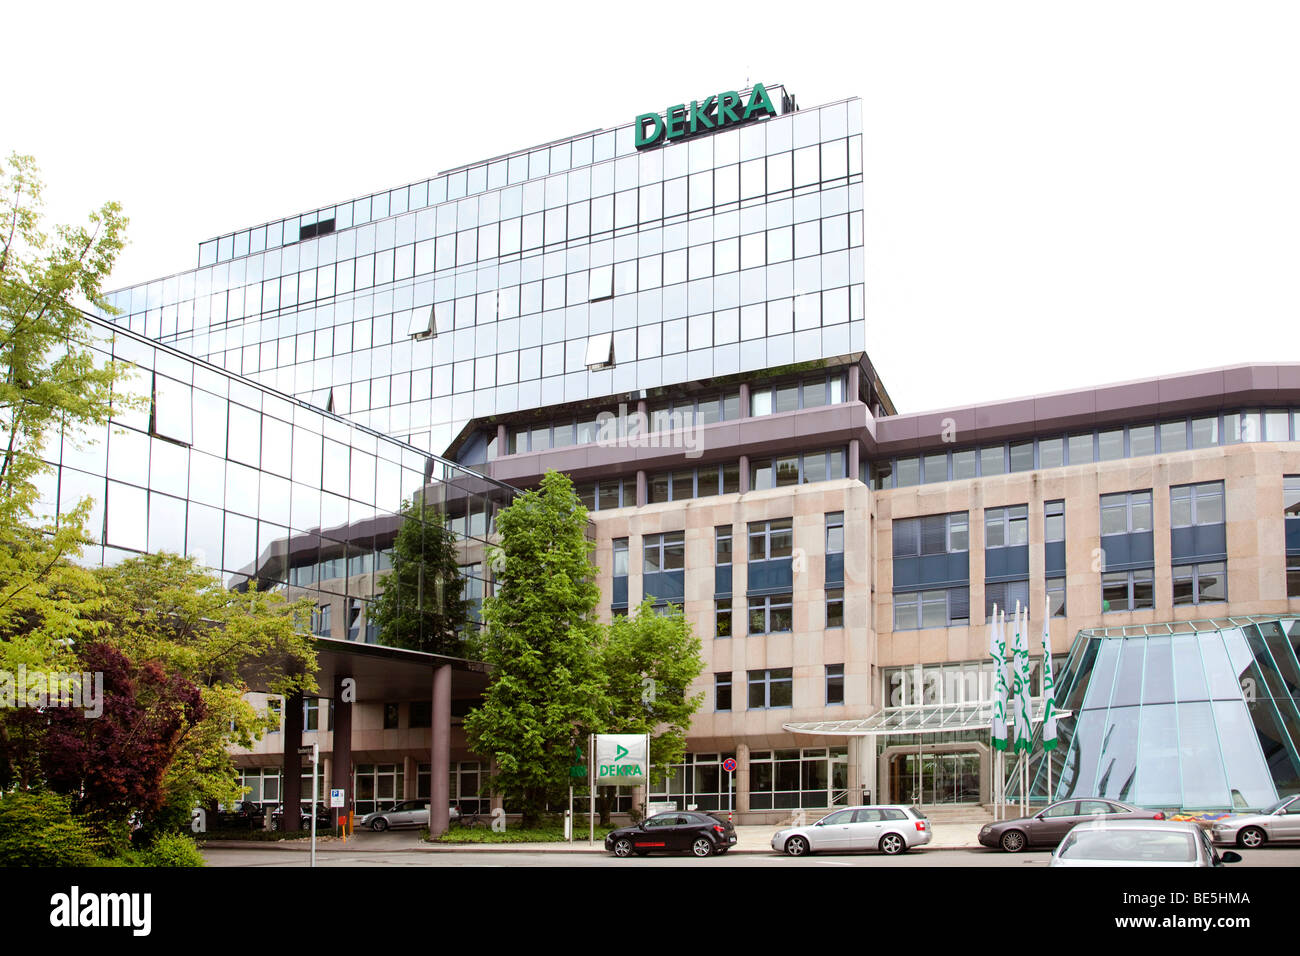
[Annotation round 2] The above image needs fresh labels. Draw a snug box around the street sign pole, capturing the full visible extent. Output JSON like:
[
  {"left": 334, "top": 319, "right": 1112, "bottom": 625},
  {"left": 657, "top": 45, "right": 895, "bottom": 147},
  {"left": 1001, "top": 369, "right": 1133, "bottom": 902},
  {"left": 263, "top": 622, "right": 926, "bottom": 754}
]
[{"left": 299, "top": 744, "right": 319, "bottom": 868}]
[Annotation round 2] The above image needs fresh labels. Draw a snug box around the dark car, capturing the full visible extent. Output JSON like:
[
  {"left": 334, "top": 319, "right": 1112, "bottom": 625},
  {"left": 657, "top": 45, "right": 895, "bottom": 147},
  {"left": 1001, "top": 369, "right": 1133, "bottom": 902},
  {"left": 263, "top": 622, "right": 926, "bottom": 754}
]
[
  {"left": 979, "top": 799, "right": 1165, "bottom": 852},
  {"left": 605, "top": 811, "right": 738, "bottom": 858},
  {"left": 271, "top": 804, "right": 334, "bottom": 831},
  {"left": 212, "top": 802, "right": 267, "bottom": 830}
]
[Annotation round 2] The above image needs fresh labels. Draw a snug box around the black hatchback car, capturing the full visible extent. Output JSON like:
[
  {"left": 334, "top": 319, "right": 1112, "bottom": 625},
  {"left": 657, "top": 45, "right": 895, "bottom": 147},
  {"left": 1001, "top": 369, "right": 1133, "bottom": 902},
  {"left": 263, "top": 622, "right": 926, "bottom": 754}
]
[{"left": 606, "top": 811, "right": 738, "bottom": 858}]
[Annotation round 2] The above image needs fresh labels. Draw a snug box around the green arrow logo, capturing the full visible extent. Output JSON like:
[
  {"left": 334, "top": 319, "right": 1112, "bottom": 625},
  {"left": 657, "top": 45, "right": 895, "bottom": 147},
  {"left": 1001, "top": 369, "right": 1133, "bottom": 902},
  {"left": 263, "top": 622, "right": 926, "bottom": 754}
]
[{"left": 615, "top": 744, "right": 629, "bottom": 761}]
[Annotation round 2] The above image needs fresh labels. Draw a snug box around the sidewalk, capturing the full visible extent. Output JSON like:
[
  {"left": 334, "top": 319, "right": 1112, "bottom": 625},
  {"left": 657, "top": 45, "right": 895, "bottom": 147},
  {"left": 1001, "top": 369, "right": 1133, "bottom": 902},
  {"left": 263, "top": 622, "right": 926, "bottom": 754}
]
[{"left": 202, "top": 822, "right": 988, "bottom": 854}]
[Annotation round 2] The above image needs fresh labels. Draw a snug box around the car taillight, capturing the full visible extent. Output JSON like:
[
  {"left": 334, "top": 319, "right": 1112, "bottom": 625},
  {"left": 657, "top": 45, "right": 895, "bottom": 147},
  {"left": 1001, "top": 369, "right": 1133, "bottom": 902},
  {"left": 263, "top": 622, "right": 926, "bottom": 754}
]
[
  {"left": 915, "top": 821, "right": 928, "bottom": 831},
  {"left": 713, "top": 825, "right": 726, "bottom": 834},
  {"left": 1153, "top": 812, "right": 1165, "bottom": 820}
]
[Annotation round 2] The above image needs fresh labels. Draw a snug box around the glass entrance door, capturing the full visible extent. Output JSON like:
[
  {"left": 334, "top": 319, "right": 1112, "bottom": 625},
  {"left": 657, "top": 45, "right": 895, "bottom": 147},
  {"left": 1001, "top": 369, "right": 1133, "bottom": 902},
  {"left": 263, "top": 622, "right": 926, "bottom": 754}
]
[{"left": 890, "top": 752, "right": 981, "bottom": 804}]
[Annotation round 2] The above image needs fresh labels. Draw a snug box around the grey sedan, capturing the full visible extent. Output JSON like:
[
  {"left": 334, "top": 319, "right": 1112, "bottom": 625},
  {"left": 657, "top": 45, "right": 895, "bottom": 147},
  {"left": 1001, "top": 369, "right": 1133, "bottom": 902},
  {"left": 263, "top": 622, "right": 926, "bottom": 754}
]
[
  {"left": 979, "top": 799, "right": 1165, "bottom": 852},
  {"left": 360, "top": 800, "right": 430, "bottom": 831},
  {"left": 771, "top": 806, "right": 931, "bottom": 856},
  {"left": 1210, "top": 794, "right": 1300, "bottom": 848}
]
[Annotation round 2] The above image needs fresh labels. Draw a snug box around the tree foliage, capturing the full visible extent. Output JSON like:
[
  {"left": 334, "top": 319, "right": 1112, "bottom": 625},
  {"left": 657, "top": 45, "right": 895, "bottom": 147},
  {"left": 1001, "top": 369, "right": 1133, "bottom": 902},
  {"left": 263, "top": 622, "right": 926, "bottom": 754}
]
[
  {"left": 368, "top": 497, "right": 472, "bottom": 657},
  {"left": 465, "top": 472, "right": 706, "bottom": 825},
  {"left": 463, "top": 471, "right": 605, "bottom": 826}
]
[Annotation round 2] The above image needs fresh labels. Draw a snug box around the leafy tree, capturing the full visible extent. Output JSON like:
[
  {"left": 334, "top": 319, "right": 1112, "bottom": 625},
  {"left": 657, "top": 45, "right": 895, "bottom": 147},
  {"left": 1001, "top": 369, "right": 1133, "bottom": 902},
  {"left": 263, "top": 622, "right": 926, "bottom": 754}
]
[
  {"left": 464, "top": 470, "right": 606, "bottom": 827},
  {"left": 0, "top": 152, "right": 133, "bottom": 681},
  {"left": 596, "top": 598, "right": 704, "bottom": 821},
  {"left": 368, "top": 497, "right": 472, "bottom": 657}
]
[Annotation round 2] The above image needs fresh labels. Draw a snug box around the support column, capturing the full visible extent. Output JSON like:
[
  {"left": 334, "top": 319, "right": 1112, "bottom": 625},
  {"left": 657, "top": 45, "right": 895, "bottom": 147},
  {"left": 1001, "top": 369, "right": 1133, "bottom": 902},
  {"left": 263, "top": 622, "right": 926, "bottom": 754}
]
[
  {"left": 738, "top": 455, "right": 750, "bottom": 494},
  {"left": 738, "top": 382, "right": 750, "bottom": 418},
  {"left": 636, "top": 470, "right": 647, "bottom": 507},
  {"left": 282, "top": 693, "right": 303, "bottom": 820},
  {"left": 403, "top": 755, "right": 417, "bottom": 800},
  {"left": 430, "top": 664, "right": 452, "bottom": 837},
  {"left": 848, "top": 363, "right": 861, "bottom": 404},
  {"left": 330, "top": 675, "right": 353, "bottom": 827},
  {"left": 495, "top": 423, "right": 508, "bottom": 457},
  {"left": 848, "top": 438, "right": 861, "bottom": 481},
  {"left": 848, "top": 736, "right": 876, "bottom": 804},
  {"left": 735, "top": 743, "right": 750, "bottom": 815}
]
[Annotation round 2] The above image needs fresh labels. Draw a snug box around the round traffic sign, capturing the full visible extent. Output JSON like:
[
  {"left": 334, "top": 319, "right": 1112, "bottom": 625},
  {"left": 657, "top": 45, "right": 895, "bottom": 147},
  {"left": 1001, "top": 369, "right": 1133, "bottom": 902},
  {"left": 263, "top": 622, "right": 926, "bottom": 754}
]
[{"left": 722, "top": 757, "right": 737, "bottom": 773}]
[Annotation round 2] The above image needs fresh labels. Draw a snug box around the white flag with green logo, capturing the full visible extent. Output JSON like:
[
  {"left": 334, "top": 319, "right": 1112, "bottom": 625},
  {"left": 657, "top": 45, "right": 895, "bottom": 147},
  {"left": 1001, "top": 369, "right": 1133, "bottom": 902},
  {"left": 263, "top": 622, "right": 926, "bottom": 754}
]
[
  {"left": 1041, "top": 616, "right": 1058, "bottom": 751},
  {"left": 989, "top": 605, "right": 1008, "bottom": 751},
  {"left": 594, "top": 734, "right": 649, "bottom": 785},
  {"left": 1012, "top": 603, "right": 1034, "bottom": 753}
]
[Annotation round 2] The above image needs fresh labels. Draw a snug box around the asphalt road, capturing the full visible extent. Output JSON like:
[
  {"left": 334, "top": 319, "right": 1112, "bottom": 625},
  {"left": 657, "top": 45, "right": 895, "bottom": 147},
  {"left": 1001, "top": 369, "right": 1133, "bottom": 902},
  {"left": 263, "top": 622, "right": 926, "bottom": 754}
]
[{"left": 201, "top": 845, "right": 1300, "bottom": 867}]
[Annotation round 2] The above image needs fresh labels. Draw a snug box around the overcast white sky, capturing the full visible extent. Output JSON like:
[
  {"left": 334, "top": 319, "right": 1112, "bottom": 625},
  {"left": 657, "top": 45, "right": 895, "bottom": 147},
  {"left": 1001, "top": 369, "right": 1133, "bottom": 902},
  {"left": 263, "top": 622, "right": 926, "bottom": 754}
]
[{"left": 5, "top": 1, "right": 1297, "bottom": 413}]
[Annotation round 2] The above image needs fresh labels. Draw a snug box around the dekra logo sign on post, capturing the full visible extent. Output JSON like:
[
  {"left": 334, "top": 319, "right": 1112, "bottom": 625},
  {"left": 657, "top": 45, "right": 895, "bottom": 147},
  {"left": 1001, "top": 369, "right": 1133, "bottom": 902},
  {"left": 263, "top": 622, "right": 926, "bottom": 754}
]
[{"left": 635, "top": 84, "right": 777, "bottom": 150}]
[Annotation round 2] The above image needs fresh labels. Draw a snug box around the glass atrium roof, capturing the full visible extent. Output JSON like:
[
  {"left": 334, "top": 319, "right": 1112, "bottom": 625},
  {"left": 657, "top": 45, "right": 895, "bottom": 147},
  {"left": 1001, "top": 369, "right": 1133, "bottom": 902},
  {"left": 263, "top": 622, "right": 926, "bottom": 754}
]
[{"left": 1015, "top": 616, "right": 1300, "bottom": 811}]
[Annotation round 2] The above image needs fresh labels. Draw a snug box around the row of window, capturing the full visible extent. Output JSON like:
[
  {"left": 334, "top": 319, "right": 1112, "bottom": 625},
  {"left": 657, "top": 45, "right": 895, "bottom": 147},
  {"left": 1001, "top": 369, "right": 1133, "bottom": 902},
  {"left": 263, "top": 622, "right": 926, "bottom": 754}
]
[
  {"left": 715, "top": 665, "right": 845, "bottom": 711},
  {"left": 184, "top": 105, "right": 855, "bottom": 269},
  {"left": 874, "top": 410, "right": 1300, "bottom": 490}
]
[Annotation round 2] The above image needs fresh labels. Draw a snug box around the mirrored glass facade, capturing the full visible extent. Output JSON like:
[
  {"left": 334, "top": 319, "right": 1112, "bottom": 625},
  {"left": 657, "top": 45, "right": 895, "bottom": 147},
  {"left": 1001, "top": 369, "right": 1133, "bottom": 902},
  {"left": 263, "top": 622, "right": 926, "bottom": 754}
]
[
  {"left": 1020, "top": 617, "right": 1300, "bottom": 810},
  {"left": 38, "top": 313, "right": 516, "bottom": 650},
  {"left": 97, "top": 86, "right": 866, "bottom": 460}
]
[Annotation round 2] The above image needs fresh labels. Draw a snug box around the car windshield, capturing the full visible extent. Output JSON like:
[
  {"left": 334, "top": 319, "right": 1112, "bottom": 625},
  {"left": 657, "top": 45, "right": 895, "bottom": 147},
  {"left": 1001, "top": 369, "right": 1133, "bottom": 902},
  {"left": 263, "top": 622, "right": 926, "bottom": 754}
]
[
  {"left": 1058, "top": 830, "right": 1197, "bottom": 863},
  {"left": 1262, "top": 797, "right": 1293, "bottom": 814}
]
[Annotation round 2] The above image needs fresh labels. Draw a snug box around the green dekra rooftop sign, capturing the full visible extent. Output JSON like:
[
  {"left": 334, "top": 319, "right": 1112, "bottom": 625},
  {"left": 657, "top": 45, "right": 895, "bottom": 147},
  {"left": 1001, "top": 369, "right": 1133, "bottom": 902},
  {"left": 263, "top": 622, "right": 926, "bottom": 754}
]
[{"left": 635, "top": 84, "right": 777, "bottom": 150}]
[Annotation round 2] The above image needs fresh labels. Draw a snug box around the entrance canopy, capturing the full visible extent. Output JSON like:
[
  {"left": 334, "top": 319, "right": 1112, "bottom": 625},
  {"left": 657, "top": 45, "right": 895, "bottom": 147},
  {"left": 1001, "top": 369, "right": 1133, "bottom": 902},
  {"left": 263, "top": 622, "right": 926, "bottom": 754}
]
[{"left": 785, "top": 703, "right": 1062, "bottom": 737}]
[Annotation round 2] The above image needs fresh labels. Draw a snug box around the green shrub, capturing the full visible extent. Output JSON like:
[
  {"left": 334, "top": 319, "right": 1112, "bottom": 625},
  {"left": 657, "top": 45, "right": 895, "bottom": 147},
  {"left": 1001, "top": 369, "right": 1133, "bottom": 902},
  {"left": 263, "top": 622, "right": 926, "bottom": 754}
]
[
  {"left": 141, "top": 831, "right": 205, "bottom": 867},
  {"left": 0, "top": 791, "right": 97, "bottom": 867}
]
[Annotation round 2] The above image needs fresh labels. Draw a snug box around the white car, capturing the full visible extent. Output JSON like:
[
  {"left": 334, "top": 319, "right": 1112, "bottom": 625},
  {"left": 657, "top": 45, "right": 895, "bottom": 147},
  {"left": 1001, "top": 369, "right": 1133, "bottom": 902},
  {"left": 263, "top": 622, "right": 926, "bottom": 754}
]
[
  {"left": 771, "top": 805, "right": 931, "bottom": 856},
  {"left": 1051, "top": 820, "right": 1242, "bottom": 867},
  {"left": 1210, "top": 795, "right": 1300, "bottom": 848}
]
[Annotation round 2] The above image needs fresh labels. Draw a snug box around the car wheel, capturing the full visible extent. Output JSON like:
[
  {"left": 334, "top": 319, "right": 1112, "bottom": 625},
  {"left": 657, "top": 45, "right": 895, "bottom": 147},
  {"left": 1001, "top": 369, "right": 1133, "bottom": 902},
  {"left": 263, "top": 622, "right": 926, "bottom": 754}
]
[
  {"left": 1237, "top": 827, "right": 1266, "bottom": 849},
  {"left": 1000, "top": 830, "right": 1028, "bottom": 853},
  {"left": 879, "top": 832, "right": 906, "bottom": 855},
  {"left": 692, "top": 837, "right": 715, "bottom": 858},
  {"left": 370, "top": 818, "right": 388, "bottom": 832},
  {"left": 784, "top": 835, "right": 811, "bottom": 857},
  {"left": 613, "top": 838, "right": 634, "bottom": 858}
]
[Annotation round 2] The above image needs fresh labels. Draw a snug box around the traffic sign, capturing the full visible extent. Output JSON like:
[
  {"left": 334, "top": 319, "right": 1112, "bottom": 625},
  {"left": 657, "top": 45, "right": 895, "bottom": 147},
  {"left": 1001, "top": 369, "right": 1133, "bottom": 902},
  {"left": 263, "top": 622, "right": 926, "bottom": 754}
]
[
  {"left": 722, "top": 757, "right": 737, "bottom": 773},
  {"left": 329, "top": 788, "right": 345, "bottom": 808}
]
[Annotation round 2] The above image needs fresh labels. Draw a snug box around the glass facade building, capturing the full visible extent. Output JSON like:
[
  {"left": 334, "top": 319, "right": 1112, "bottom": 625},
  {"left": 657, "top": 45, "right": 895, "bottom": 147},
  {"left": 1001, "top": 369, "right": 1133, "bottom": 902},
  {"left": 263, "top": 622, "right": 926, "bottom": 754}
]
[
  {"left": 1020, "top": 617, "right": 1300, "bottom": 809},
  {"left": 98, "top": 83, "right": 866, "bottom": 464},
  {"left": 34, "top": 313, "right": 515, "bottom": 648}
]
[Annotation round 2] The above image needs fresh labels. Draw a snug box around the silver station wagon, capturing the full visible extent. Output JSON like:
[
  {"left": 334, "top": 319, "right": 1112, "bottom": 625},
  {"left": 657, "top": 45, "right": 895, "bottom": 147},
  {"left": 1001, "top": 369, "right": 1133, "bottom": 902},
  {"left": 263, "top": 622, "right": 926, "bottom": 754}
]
[{"left": 771, "top": 805, "right": 931, "bottom": 856}]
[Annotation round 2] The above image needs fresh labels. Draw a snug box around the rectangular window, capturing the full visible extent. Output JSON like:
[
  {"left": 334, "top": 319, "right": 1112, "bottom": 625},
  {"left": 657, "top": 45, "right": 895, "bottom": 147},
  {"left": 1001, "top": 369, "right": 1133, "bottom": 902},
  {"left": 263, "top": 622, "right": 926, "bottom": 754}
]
[
  {"left": 383, "top": 703, "right": 399, "bottom": 729},
  {"left": 1100, "top": 490, "right": 1153, "bottom": 534},
  {"left": 613, "top": 538, "right": 628, "bottom": 576},
  {"left": 747, "top": 668, "right": 793, "bottom": 709},
  {"left": 892, "top": 513, "right": 969, "bottom": 557},
  {"left": 1171, "top": 481, "right": 1225, "bottom": 527},
  {"left": 409, "top": 701, "right": 432, "bottom": 728},
  {"left": 643, "top": 531, "right": 685, "bottom": 573},
  {"left": 985, "top": 505, "right": 1028, "bottom": 548},
  {"left": 1173, "top": 561, "right": 1227, "bottom": 605},
  {"left": 826, "top": 588, "right": 844, "bottom": 628},
  {"left": 748, "top": 518, "right": 793, "bottom": 560},
  {"left": 826, "top": 664, "right": 845, "bottom": 706},
  {"left": 1102, "top": 568, "right": 1154, "bottom": 612},
  {"left": 748, "top": 592, "right": 793, "bottom": 634},
  {"left": 715, "top": 598, "right": 732, "bottom": 638},
  {"left": 716, "top": 673, "right": 732, "bottom": 712},
  {"left": 716, "top": 526, "right": 732, "bottom": 565},
  {"left": 893, "top": 587, "right": 969, "bottom": 630},
  {"left": 1045, "top": 500, "right": 1065, "bottom": 543},
  {"left": 303, "top": 698, "right": 320, "bottom": 732},
  {"left": 985, "top": 579, "right": 1030, "bottom": 622},
  {"left": 825, "top": 512, "right": 844, "bottom": 554},
  {"left": 1047, "top": 577, "right": 1066, "bottom": 618}
]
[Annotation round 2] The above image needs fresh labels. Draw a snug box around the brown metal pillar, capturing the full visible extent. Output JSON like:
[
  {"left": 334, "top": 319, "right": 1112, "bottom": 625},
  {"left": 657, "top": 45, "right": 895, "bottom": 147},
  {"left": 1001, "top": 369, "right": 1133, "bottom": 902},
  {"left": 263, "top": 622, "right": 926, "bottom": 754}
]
[
  {"left": 430, "top": 665, "right": 452, "bottom": 836},
  {"left": 282, "top": 693, "right": 304, "bottom": 820},
  {"left": 331, "top": 675, "right": 353, "bottom": 827}
]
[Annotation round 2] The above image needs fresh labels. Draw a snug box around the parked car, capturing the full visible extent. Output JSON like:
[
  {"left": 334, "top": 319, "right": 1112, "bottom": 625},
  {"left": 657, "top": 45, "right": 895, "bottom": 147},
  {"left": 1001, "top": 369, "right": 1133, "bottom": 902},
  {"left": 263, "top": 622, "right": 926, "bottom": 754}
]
[
  {"left": 979, "top": 799, "right": 1164, "bottom": 852},
  {"left": 1210, "top": 794, "right": 1300, "bottom": 848},
  {"left": 360, "top": 800, "right": 431, "bottom": 831},
  {"left": 606, "top": 811, "right": 738, "bottom": 858},
  {"left": 1051, "top": 820, "right": 1242, "bottom": 867},
  {"left": 211, "top": 802, "right": 266, "bottom": 830},
  {"left": 271, "top": 804, "right": 334, "bottom": 831},
  {"left": 771, "top": 805, "right": 931, "bottom": 857}
]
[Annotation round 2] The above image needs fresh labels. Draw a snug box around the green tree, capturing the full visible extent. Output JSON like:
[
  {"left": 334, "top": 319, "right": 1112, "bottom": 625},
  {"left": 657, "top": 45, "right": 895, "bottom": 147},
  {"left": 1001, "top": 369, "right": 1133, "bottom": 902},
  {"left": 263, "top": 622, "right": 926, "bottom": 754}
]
[
  {"left": 597, "top": 598, "right": 704, "bottom": 821},
  {"left": 463, "top": 470, "right": 606, "bottom": 827},
  {"left": 0, "top": 152, "right": 133, "bottom": 680},
  {"left": 368, "top": 497, "right": 472, "bottom": 657}
]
